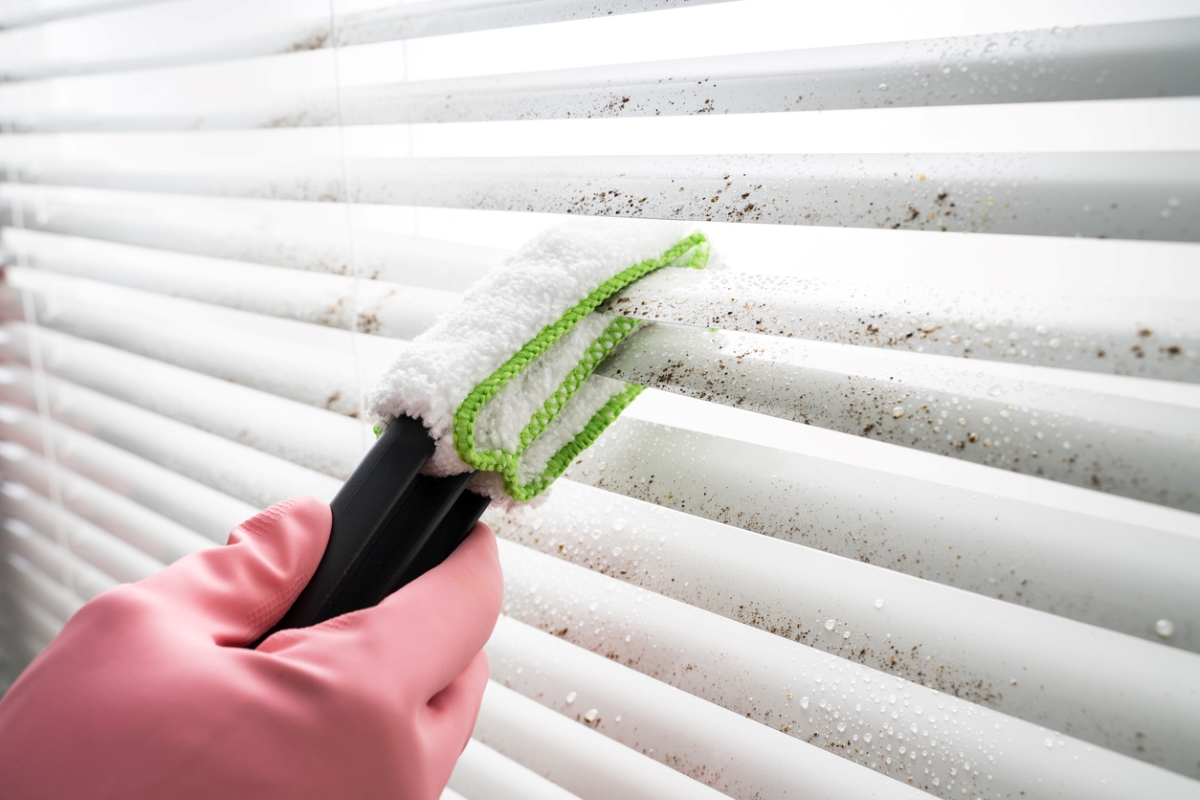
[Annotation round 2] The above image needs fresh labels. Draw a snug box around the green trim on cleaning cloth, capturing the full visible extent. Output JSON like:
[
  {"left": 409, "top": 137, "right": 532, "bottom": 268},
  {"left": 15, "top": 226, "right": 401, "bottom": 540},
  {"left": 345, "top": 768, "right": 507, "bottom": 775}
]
[{"left": 453, "top": 231, "right": 709, "bottom": 500}]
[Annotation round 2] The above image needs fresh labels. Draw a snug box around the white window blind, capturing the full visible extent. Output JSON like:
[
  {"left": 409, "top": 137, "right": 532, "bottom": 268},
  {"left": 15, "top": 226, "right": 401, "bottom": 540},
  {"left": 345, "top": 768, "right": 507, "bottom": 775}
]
[{"left": 1, "top": 1, "right": 1198, "bottom": 797}]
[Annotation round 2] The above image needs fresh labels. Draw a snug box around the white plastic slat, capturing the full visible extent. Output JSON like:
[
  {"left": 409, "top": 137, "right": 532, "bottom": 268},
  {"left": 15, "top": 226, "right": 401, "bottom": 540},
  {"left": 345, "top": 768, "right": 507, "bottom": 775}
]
[
  {"left": 4, "top": 19, "right": 1199, "bottom": 132},
  {"left": 0, "top": 438, "right": 215, "bottom": 562},
  {"left": 4, "top": 296, "right": 1196, "bottom": 651},
  {"left": 0, "top": 0, "right": 332, "bottom": 80},
  {"left": 0, "top": 363, "right": 344, "bottom": 508},
  {"left": 0, "top": 0, "right": 725, "bottom": 80},
  {"left": 1, "top": 230, "right": 460, "bottom": 337},
  {"left": 7, "top": 186, "right": 1200, "bottom": 301},
  {"left": 31, "top": 0, "right": 1174, "bottom": 89},
  {"left": 346, "top": 152, "right": 1200, "bottom": 243},
  {"left": 599, "top": 325, "right": 1200, "bottom": 510},
  {"left": 601, "top": 260, "right": 1200, "bottom": 383},
  {"left": 0, "top": 401, "right": 255, "bottom": 541},
  {"left": 475, "top": 680, "right": 735, "bottom": 800},
  {"left": 495, "top": 541, "right": 1200, "bottom": 793},
  {"left": 0, "top": 184, "right": 505, "bottom": 291},
  {"left": 333, "top": 0, "right": 733, "bottom": 50},
  {"left": 0, "top": 137, "right": 1194, "bottom": 240},
  {"left": 449, "top": 738, "right": 584, "bottom": 800},
  {"left": 342, "top": 18, "right": 1200, "bottom": 122},
  {"left": 363, "top": 1, "right": 1200, "bottom": 86},
  {"left": 0, "top": 480, "right": 163, "bottom": 584},
  {"left": 0, "top": 0, "right": 159, "bottom": 29}
]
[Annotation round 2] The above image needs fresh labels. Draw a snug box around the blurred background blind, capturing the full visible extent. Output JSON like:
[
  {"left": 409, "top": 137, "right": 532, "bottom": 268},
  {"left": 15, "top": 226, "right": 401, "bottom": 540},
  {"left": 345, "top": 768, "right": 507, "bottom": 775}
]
[{"left": 0, "top": 1, "right": 1199, "bottom": 798}]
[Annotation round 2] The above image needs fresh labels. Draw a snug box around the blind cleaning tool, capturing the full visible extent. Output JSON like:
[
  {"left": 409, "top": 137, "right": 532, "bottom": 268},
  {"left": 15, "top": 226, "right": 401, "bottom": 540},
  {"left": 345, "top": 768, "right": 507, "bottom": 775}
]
[{"left": 269, "top": 220, "right": 710, "bottom": 634}]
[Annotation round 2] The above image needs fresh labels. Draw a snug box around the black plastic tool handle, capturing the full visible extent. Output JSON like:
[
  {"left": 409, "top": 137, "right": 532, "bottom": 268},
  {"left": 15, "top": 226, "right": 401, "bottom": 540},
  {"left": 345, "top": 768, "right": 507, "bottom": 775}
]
[{"left": 264, "top": 416, "right": 491, "bottom": 638}]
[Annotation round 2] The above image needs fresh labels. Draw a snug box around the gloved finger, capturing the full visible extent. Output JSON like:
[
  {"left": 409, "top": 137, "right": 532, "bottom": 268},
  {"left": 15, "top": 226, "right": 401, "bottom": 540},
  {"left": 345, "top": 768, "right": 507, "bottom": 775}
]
[
  {"left": 294, "top": 522, "right": 502, "bottom": 698},
  {"left": 423, "top": 651, "right": 490, "bottom": 770},
  {"left": 127, "top": 496, "right": 331, "bottom": 646}
]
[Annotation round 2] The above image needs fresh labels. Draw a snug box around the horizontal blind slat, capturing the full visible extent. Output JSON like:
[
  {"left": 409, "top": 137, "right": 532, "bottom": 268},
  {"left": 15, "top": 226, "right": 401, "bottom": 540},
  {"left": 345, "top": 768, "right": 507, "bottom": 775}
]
[
  {"left": 334, "top": 0, "right": 735, "bottom": 51},
  {"left": 7, "top": 186, "right": 1198, "bottom": 296},
  {"left": 0, "top": 184, "right": 505, "bottom": 290},
  {"left": 2, "top": 143, "right": 1195, "bottom": 241},
  {"left": 476, "top": 679, "right": 737, "bottom": 800},
  {"left": 0, "top": 0, "right": 160, "bottom": 29},
  {"left": 599, "top": 325, "right": 1200, "bottom": 509},
  {"left": 450, "top": 739, "right": 584, "bottom": 800},
  {"left": 4, "top": 19, "right": 1198, "bottom": 131},
  {"left": 346, "top": 18, "right": 1200, "bottom": 121},
  {"left": 601, "top": 264, "right": 1200, "bottom": 382},
  {"left": 0, "top": 0, "right": 331, "bottom": 82},
  {"left": 0, "top": 0, "right": 727, "bottom": 80}
]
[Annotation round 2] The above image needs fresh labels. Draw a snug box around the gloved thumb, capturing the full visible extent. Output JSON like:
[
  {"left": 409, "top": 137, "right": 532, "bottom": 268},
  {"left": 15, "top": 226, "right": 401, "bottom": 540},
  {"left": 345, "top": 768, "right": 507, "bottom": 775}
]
[{"left": 125, "top": 496, "right": 331, "bottom": 646}]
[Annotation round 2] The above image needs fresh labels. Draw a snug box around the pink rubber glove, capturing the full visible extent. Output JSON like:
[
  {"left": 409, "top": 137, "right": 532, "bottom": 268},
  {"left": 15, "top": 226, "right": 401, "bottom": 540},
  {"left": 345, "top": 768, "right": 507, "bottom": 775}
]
[{"left": 0, "top": 496, "right": 503, "bottom": 800}]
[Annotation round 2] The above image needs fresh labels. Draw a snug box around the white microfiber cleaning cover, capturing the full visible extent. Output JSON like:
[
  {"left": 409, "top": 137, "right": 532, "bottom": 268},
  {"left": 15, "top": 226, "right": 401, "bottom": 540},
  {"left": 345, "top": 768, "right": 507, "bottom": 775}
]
[{"left": 368, "top": 218, "right": 709, "bottom": 504}]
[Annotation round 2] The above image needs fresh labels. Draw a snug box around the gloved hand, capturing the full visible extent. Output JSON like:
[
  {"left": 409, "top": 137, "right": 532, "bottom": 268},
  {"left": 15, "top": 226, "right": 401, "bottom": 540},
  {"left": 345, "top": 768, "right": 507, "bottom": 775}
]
[{"left": 0, "top": 495, "right": 503, "bottom": 800}]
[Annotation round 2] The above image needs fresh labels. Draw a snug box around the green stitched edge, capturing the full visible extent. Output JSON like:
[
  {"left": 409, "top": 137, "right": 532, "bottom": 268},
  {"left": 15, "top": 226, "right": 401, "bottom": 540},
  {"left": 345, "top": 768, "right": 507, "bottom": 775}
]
[
  {"left": 517, "top": 315, "right": 641, "bottom": 454},
  {"left": 508, "top": 383, "right": 645, "bottom": 501},
  {"left": 452, "top": 231, "right": 708, "bottom": 499}
]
